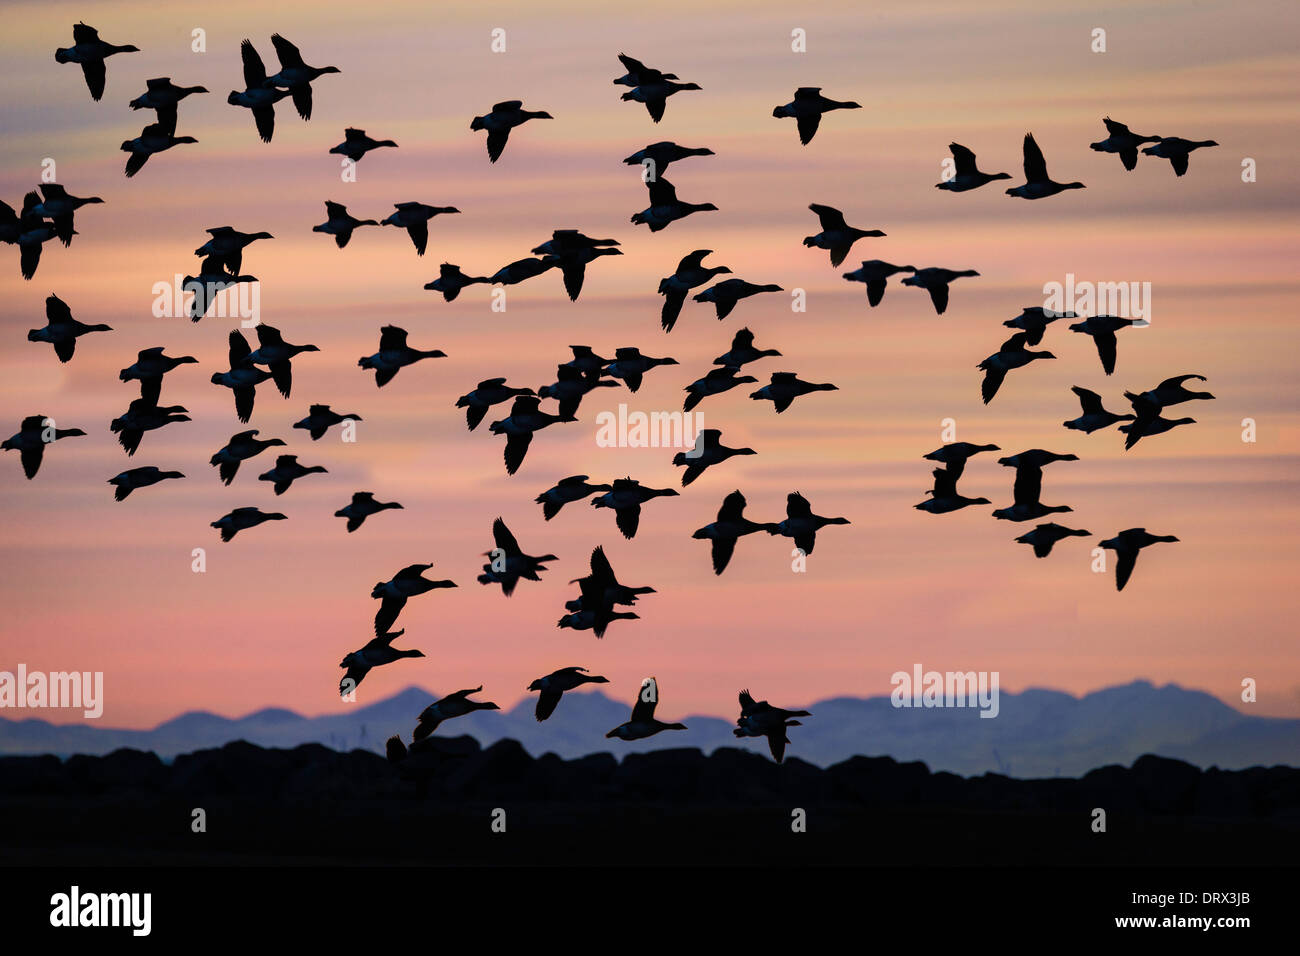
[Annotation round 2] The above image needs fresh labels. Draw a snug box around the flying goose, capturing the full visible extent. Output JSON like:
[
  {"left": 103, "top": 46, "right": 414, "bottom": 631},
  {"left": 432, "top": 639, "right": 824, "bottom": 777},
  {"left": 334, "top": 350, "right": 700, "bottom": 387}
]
[
  {"left": 603, "top": 348, "right": 678, "bottom": 392},
  {"left": 528, "top": 667, "right": 609, "bottom": 722},
  {"left": 1118, "top": 393, "right": 1196, "bottom": 450},
  {"left": 111, "top": 399, "right": 190, "bottom": 456},
  {"left": 1142, "top": 137, "right": 1218, "bottom": 177},
  {"left": 246, "top": 325, "right": 319, "bottom": 398},
  {"left": 1069, "top": 315, "right": 1140, "bottom": 375},
  {"left": 471, "top": 101, "right": 552, "bottom": 162},
  {"left": 538, "top": 365, "right": 620, "bottom": 421},
  {"left": 529, "top": 229, "right": 620, "bottom": 258},
  {"left": 1063, "top": 386, "right": 1135, "bottom": 434},
  {"left": 211, "top": 507, "right": 286, "bottom": 542},
  {"left": 841, "top": 260, "right": 917, "bottom": 306},
  {"left": 1130, "top": 374, "right": 1215, "bottom": 408},
  {"left": 1006, "top": 133, "right": 1085, "bottom": 199},
  {"left": 977, "top": 333, "right": 1056, "bottom": 404},
  {"left": 773, "top": 87, "right": 861, "bottom": 144},
  {"left": 1014, "top": 522, "right": 1091, "bottom": 558},
  {"left": 673, "top": 429, "right": 756, "bottom": 487},
  {"left": 803, "top": 204, "right": 885, "bottom": 266},
  {"left": 28, "top": 294, "right": 111, "bottom": 362},
  {"left": 55, "top": 22, "right": 138, "bottom": 101},
  {"left": 413, "top": 687, "right": 500, "bottom": 740},
  {"left": 456, "top": 378, "right": 536, "bottom": 431},
  {"left": 535, "top": 476, "right": 614, "bottom": 520},
  {"left": 264, "top": 33, "right": 340, "bottom": 120},
  {"left": 120, "top": 122, "right": 198, "bottom": 177},
  {"left": 922, "top": 442, "right": 1000, "bottom": 481},
  {"left": 612, "top": 53, "right": 678, "bottom": 87},
  {"left": 683, "top": 365, "right": 758, "bottom": 412},
  {"left": 183, "top": 256, "right": 257, "bottom": 321},
  {"left": 329, "top": 128, "right": 398, "bottom": 163},
  {"left": 623, "top": 141, "right": 714, "bottom": 175},
  {"left": 2, "top": 415, "right": 85, "bottom": 479},
  {"left": 373, "top": 563, "right": 457, "bottom": 637},
  {"left": 489, "top": 396, "right": 577, "bottom": 475},
  {"left": 425, "top": 263, "right": 491, "bottom": 301},
  {"left": 767, "top": 492, "right": 849, "bottom": 555},
  {"left": 477, "top": 517, "right": 557, "bottom": 596},
  {"left": 750, "top": 372, "right": 838, "bottom": 414},
  {"left": 1002, "top": 306, "right": 1076, "bottom": 346},
  {"left": 257, "top": 454, "right": 327, "bottom": 495},
  {"left": 335, "top": 492, "right": 403, "bottom": 532},
  {"left": 621, "top": 77, "right": 702, "bottom": 122},
  {"left": 129, "top": 78, "right": 208, "bottom": 132},
  {"left": 382, "top": 203, "right": 460, "bottom": 256},
  {"left": 228, "top": 40, "right": 291, "bottom": 142},
  {"left": 713, "top": 328, "right": 781, "bottom": 368},
  {"left": 194, "top": 226, "right": 273, "bottom": 275},
  {"left": 1099, "top": 528, "right": 1179, "bottom": 591},
  {"left": 211, "top": 330, "right": 273, "bottom": 423},
  {"left": 591, "top": 477, "right": 679, "bottom": 539},
  {"left": 607, "top": 678, "right": 686, "bottom": 740},
  {"left": 557, "top": 588, "right": 639, "bottom": 638},
  {"left": 991, "top": 450, "right": 1077, "bottom": 522},
  {"left": 339, "top": 630, "right": 421, "bottom": 696},
  {"left": 693, "top": 490, "right": 778, "bottom": 575},
  {"left": 209, "top": 430, "right": 286, "bottom": 485},
  {"left": 358, "top": 326, "right": 446, "bottom": 388},
  {"left": 31, "top": 185, "right": 103, "bottom": 246},
  {"left": 693, "top": 278, "right": 782, "bottom": 320},
  {"left": 631, "top": 177, "right": 718, "bottom": 232},
  {"left": 914, "top": 467, "right": 991, "bottom": 514},
  {"left": 735, "top": 689, "right": 811, "bottom": 764},
  {"left": 294, "top": 404, "right": 361, "bottom": 440},
  {"left": 936, "top": 143, "right": 1011, "bottom": 191},
  {"left": 313, "top": 201, "right": 378, "bottom": 248},
  {"left": 901, "top": 267, "right": 979, "bottom": 315},
  {"left": 1089, "top": 117, "right": 1162, "bottom": 171},
  {"left": 658, "top": 250, "right": 731, "bottom": 332},
  {"left": 489, "top": 256, "right": 556, "bottom": 285},
  {"left": 107, "top": 466, "right": 185, "bottom": 501},
  {"left": 573, "top": 545, "right": 656, "bottom": 606}
]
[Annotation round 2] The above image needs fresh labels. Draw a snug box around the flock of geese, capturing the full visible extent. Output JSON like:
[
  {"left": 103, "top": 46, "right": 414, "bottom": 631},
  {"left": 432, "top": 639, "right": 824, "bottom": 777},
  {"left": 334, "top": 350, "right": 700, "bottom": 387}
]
[{"left": 2, "top": 27, "right": 1220, "bottom": 764}]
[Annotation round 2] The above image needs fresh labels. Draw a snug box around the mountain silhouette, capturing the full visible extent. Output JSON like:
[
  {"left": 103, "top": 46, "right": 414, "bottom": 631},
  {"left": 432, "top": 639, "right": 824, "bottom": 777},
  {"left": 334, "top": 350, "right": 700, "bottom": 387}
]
[{"left": 2, "top": 680, "right": 1294, "bottom": 777}]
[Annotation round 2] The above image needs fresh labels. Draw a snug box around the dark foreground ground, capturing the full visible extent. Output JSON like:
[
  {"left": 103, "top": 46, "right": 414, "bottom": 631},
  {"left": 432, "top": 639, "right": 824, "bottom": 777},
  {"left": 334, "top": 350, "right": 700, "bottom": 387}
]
[{"left": 1, "top": 737, "right": 1297, "bottom": 865}]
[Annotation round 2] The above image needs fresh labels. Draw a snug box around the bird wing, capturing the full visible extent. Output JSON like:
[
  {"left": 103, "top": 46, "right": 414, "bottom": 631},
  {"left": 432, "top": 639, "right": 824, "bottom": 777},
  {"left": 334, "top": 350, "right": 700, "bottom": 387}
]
[
  {"left": 711, "top": 536, "right": 737, "bottom": 575},
  {"left": 492, "top": 517, "right": 521, "bottom": 556},
  {"left": 1022, "top": 133, "right": 1048, "bottom": 183},
  {"left": 503, "top": 431, "right": 532, "bottom": 475},
  {"left": 535, "top": 689, "right": 562, "bottom": 721},
  {"left": 981, "top": 366, "right": 1007, "bottom": 405},
  {"left": 252, "top": 105, "right": 276, "bottom": 143},
  {"left": 241, "top": 40, "right": 268, "bottom": 87},
  {"left": 630, "top": 680, "right": 659, "bottom": 722},
  {"left": 796, "top": 112, "right": 822, "bottom": 145},
  {"left": 1093, "top": 331, "right": 1118, "bottom": 375},
  {"left": 717, "top": 490, "right": 747, "bottom": 522},
  {"left": 291, "top": 85, "right": 312, "bottom": 121},
  {"left": 615, "top": 503, "right": 642, "bottom": 539},
  {"left": 374, "top": 595, "right": 406, "bottom": 637},
  {"left": 269, "top": 33, "right": 306, "bottom": 69},
  {"left": 379, "top": 326, "right": 407, "bottom": 350},
  {"left": 1114, "top": 547, "right": 1138, "bottom": 591},
  {"left": 927, "top": 283, "right": 950, "bottom": 315},
  {"left": 406, "top": 221, "right": 429, "bottom": 256},
  {"left": 809, "top": 203, "right": 848, "bottom": 232},
  {"left": 589, "top": 545, "right": 617, "bottom": 586},
  {"left": 81, "top": 59, "right": 107, "bottom": 101},
  {"left": 1072, "top": 385, "right": 1104, "bottom": 415},
  {"left": 228, "top": 329, "right": 252, "bottom": 365},
  {"left": 949, "top": 142, "right": 978, "bottom": 177},
  {"left": 786, "top": 492, "right": 812, "bottom": 519},
  {"left": 485, "top": 128, "right": 509, "bottom": 163}
]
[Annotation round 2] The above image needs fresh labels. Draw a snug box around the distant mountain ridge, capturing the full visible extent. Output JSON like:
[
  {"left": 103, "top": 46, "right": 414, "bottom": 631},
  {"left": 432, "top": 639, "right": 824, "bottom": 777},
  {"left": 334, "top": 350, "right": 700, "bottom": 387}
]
[{"left": 1, "top": 680, "right": 1294, "bottom": 778}]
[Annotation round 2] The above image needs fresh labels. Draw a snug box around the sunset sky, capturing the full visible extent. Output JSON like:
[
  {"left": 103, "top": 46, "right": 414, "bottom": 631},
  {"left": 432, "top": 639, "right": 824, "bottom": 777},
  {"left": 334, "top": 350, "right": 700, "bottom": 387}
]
[{"left": 1, "top": 0, "right": 1297, "bottom": 731}]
